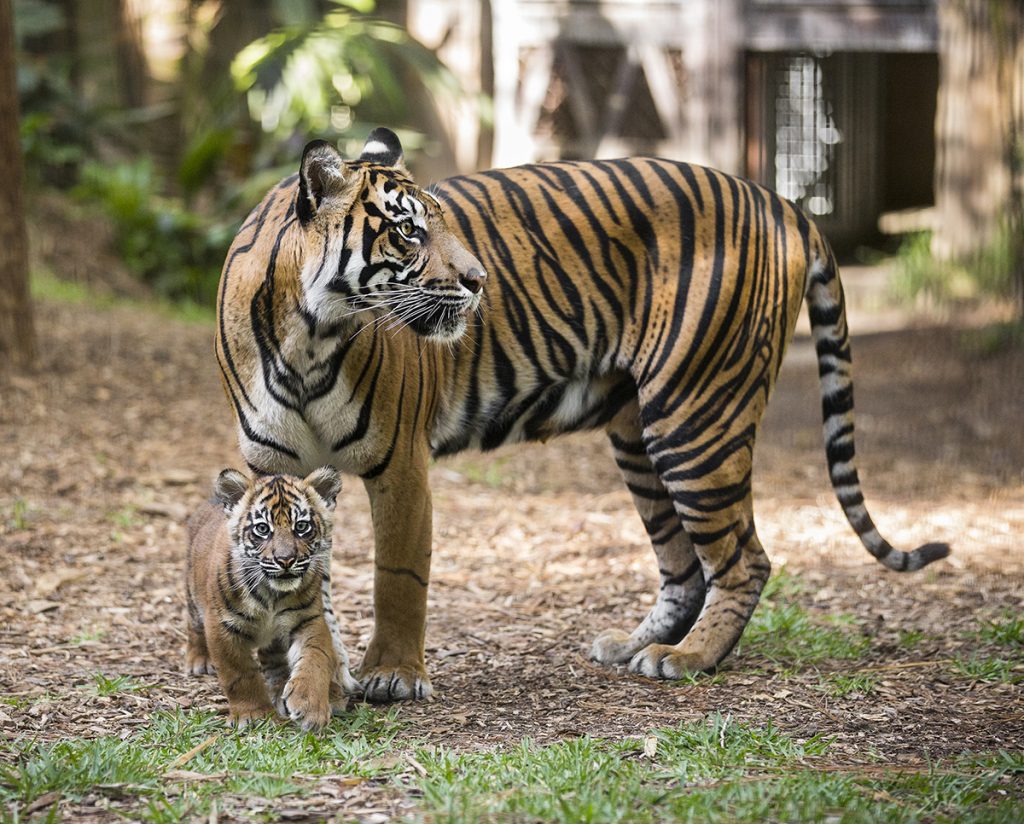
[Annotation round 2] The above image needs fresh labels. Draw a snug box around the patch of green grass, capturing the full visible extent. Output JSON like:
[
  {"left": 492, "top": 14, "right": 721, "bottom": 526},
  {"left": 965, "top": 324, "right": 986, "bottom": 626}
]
[
  {"left": 890, "top": 228, "right": 1020, "bottom": 307},
  {"left": 413, "top": 717, "right": 1020, "bottom": 823},
  {"left": 6, "top": 498, "right": 31, "bottom": 530},
  {"left": 109, "top": 506, "right": 140, "bottom": 530},
  {"left": 975, "top": 610, "right": 1024, "bottom": 647},
  {"left": 69, "top": 626, "right": 107, "bottom": 644},
  {"left": 952, "top": 655, "right": 1022, "bottom": 684},
  {"left": 819, "top": 673, "right": 878, "bottom": 698},
  {"left": 959, "top": 320, "right": 1024, "bottom": 357},
  {"left": 898, "top": 629, "right": 927, "bottom": 648},
  {"left": 89, "top": 673, "right": 152, "bottom": 696},
  {"left": 0, "top": 706, "right": 405, "bottom": 821},
  {"left": 4, "top": 711, "right": 1020, "bottom": 823},
  {"left": 733, "top": 567, "right": 870, "bottom": 666},
  {"left": 454, "top": 457, "right": 511, "bottom": 489},
  {"left": 30, "top": 270, "right": 215, "bottom": 325}
]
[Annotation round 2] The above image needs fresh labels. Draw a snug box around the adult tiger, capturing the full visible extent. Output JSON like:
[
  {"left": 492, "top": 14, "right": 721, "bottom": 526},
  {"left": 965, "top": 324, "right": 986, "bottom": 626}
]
[{"left": 216, "top": 128, "right": 948, "bottom": 702}]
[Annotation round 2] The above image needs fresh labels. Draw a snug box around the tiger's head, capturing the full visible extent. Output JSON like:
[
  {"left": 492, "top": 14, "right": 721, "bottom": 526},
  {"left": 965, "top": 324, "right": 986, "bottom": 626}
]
[
  {"left": 296, "top": 128, "right": 485, "bottom": 342},
  {"left": 213, "top": 467, "right": 342, "bottom": 593}
]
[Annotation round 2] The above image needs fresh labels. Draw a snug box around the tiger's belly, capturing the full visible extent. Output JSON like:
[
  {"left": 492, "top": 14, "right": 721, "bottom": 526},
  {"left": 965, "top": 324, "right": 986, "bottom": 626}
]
[{"left": 430, "top": 370, "right": 635, "bottom": 456}]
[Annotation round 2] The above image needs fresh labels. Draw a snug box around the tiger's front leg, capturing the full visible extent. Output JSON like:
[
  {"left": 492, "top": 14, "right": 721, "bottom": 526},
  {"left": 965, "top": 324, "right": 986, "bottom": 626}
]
[{"left": 359, "top": 458, "right": 434, "bottom": 702}]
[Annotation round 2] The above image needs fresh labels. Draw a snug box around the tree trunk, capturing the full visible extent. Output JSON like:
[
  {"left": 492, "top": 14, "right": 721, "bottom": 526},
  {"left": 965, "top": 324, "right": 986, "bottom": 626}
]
[
  {"left": 0, "top": 0, "right": 36, "bottom": 372},
  {"left": 933, "top": 0, "right": 1024, "bottom": 312}
]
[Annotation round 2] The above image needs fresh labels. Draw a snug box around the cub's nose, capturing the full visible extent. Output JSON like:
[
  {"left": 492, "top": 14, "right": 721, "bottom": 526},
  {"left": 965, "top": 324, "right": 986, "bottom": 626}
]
[
  {"left": 274, "top": 552, "right": 296, "bottom": 569},
  {"left": 459, "top": 267, "right": 486, "bottom": 295}
]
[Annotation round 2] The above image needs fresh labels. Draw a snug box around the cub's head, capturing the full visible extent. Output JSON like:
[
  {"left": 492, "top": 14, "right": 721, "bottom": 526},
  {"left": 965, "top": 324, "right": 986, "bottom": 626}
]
[
  {"left": 297, "top": 128, "right": 485, "bottom": 342},
  {"left": 213, "top": 467, "right": 342, "bottom": 593}
]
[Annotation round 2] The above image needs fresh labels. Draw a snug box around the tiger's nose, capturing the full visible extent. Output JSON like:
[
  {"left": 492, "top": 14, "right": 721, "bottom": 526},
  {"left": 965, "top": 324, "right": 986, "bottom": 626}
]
[
  {"left": 459, "top": 267, "right": 486, "bottom": 295},
  {"left": 274, "top": 551, "right": 296, "bottom": 569}
]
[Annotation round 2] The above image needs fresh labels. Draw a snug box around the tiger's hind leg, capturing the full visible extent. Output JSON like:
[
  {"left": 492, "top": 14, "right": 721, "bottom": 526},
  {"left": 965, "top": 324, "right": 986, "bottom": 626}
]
[
  {"left": 627, "top": 407, "right": 771, "bottom": 678},
  {"left": 590, "top": 402, "right": 707, "bottom": 666}
]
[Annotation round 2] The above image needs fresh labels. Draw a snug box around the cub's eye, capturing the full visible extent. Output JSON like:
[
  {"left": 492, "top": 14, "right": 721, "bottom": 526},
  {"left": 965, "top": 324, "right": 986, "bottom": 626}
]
[
  {"left": 294, "top": 520, "right": 313, "bottom": 538},
  {"left": 252, "top": 522, "right": 271, "bottom": 539},
  {"left": 397, "top": 219, "right": 417, "bottom": 239}
]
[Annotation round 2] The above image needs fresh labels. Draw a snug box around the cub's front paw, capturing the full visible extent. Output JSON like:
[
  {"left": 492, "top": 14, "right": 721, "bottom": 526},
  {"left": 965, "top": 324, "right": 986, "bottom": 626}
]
[
  {"left": 359, "top": 664, "right": 432, "bottom": 703},
  {"left": 281, "top": 677, "right": 332, "bottom": 731},
  {"left": 185, "top": 652, "right": 216, "bottom": 676},
  {"left": 229, "top": 701, "right": 276, "bottom": 729}
]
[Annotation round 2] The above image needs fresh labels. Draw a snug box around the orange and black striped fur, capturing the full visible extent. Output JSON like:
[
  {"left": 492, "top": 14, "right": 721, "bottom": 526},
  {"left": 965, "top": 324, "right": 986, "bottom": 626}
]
[
  {"left": 216, "top": 128, "right": 949, "bottom": 702},
  {"left": 185, "top": 466, "right": 355, "bottom": 728}
]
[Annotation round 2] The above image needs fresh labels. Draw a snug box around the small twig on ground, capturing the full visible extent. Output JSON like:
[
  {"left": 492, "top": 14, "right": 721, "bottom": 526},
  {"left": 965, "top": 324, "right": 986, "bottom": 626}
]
[{"left": 169, "top": 733, "right": 220, "bottom": 769}]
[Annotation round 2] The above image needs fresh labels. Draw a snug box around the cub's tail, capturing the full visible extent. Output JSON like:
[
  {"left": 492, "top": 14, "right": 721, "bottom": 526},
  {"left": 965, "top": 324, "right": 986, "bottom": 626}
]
[{"left": 804, "top": 244, "right": 949, "bottom": 571}]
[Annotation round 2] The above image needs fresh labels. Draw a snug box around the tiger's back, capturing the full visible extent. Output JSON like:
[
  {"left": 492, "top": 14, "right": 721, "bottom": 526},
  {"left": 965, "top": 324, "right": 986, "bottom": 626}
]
[{"left": 429, "top": 159, "right": 813, "bottom": 457}]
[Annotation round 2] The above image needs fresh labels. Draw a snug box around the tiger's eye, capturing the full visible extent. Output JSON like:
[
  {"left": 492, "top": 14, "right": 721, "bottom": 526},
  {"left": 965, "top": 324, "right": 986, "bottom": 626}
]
[
  {"left": 294, "top": 520, "right": 312, "bottom": 537},
  {"left": 398, "top": 219, "right": 416, "bottom": 238},
  {"left": 252, "top": 522, "right": 271, "bottom": 539}
]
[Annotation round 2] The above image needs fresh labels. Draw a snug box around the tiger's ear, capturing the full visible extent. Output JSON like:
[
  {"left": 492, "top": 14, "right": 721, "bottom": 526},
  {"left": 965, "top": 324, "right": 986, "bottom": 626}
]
[
  {"left": 298, "top": 139, "right": 347, "bottom": 224},
  {"left": 358, "top": 127, "right": 406, "bottom": 170},
  {"left": 304, "top": 465, "right": 342, "bottom": 509},
  {"left": 213, "top": 469, "right": 250, "bottom": 511}
]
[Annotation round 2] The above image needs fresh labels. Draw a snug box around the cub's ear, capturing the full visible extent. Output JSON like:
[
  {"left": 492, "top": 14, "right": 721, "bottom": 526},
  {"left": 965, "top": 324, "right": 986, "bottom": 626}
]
[
  {"left": 304, "top": 465, "right": 342, "bottom": 508},
  {"left": 213, "top": 469, "right": 250, "bottom": 511},
  {"left": 358, "top": 127, "right": 406, "bottom": 170},
  {"left": 298, "top": 139, "right": 347, "bottom": 224}
]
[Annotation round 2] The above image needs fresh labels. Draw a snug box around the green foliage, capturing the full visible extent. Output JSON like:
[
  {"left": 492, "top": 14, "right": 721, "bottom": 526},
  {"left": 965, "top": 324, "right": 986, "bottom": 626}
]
[
  {"left": 6, "top": 498, "right": 31, "bottom": 530},
  {"left": 231, "top": 0, "right": 460, "bottom": 154},
  {"left": 959, "top": 320, "right": 1024, "bottom": 357},
  {"left": 89, "top": 673, "right": 151, "bottom": 697},
  {"left": 952, "top": 656, "right": 1022, "bottom": 684},
  {"left": 734, "top": 570, "right": 869, "bottom": 666},
  {"left": 72, "top": 161, "right": 235, "bottom": 304},
  {"left": 413, "top": 719, "right": 1019, "bottom": 824},
  {"left": 891, "top": 229, "right": 1020, "bottom": 306},
  {"left": 30, "top": 270, "right": 215, "bottom": 324},
  {"left": 898, "top": 629, "right": 927, "bottom": 648},
  {"left": 0, "top": 707, "right": 404, "bottom": 820},
  {"left": 819, "top": 673, "right": 878, "bottom": 698},
  {"left": 14, "top": 1, "right": 102, "bottom": 188},
  {"left": 975, "top": 610, "right": 1024, "bottom": 647},
  {"left": 2, "top": 711, "right": 1019, "bottom": 822}
]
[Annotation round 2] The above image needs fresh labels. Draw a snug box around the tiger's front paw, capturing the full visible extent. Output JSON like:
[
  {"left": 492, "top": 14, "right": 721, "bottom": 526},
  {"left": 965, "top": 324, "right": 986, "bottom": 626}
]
[
  {"left": 628, "top": 643, "right": 710, "bottom": 680},
  {"left": 590, "top": 629, "right": 643, "bottom": 665},
  {"left": 281, "top": 676, "right": 332, "bottom": 731},
  {"left": 360, "top": 664, "right": 433, "bottom": 703}
]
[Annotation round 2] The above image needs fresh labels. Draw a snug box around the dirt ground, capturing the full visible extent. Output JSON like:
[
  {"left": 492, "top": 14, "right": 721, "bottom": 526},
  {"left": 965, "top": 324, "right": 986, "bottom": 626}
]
[{"left": 1, "top": 282, "right": 1022, "bottom": 817}]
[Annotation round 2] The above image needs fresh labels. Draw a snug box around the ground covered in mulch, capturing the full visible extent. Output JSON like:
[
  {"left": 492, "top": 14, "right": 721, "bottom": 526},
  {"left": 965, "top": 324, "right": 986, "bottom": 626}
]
[{"left": 1, "top": 287, "right": 1022, "bottom": 820}]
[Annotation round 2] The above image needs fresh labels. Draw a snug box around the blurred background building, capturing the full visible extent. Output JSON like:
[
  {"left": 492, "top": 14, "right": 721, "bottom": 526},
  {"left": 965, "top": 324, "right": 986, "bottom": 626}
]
[
  {"left": 2, "top": 0, "right": 1021, "bottom": 344},
  {"left": 413, "top": 0, "right": 940, "bottom": 253}
]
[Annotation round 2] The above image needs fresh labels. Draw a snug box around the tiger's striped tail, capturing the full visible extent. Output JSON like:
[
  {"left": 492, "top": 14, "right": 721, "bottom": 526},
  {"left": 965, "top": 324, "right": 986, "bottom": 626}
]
[{"left": 805, "top": 249, "right": 950, "bottom": 572}]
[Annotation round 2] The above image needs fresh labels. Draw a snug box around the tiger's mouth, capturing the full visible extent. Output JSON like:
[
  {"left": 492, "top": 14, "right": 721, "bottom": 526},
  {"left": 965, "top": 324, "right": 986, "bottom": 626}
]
[{"left": 408, "top": 297, "right": 476, "bottom": 342}]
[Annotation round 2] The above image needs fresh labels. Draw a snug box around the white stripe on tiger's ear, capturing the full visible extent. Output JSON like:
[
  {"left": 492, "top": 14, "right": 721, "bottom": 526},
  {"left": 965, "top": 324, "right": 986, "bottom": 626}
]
[
  {"left": 214, "top": 469, "right": 250, "bottom": 511},
  {"left": 358, "top": 127, "right": 405, "bottom": 170},
  {"left": 298, "top": 139, "right": 347, "bottom": 224},
  {"left": 304, "top": 465, "right": 342, "bottom": 509}
]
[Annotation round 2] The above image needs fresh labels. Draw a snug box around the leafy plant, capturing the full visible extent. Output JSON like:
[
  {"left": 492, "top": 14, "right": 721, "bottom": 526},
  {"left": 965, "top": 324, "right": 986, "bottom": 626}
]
[
  {"left": 231, "top": 0, "right": 460, "bottom": 157},
  {"left": 976, "top": 610, "right": 1024, "bottom": 647},
  {"left": 90, "top": 673, "right": 151, "bottom": 696},
  {"left": 891, "top": 229, "right": 1019, "bottom": 306},
  {"left": 72, "top": 160, "right": 235, "bottom": 304}
]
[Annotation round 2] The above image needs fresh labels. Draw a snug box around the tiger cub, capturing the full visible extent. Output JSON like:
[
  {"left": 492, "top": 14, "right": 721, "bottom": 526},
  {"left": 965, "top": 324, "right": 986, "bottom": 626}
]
[{"left": 184, "top": 466, "right": 351, "bottom": 730}]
